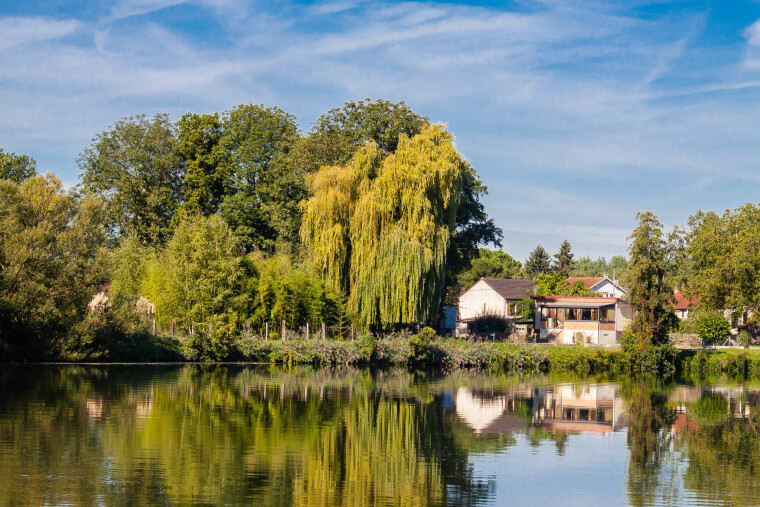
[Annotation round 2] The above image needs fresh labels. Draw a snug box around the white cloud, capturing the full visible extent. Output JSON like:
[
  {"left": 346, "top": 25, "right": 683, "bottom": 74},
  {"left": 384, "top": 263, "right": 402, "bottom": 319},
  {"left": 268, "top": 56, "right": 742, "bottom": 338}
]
[
  {"left": 1, "top": 2, "right": 760, "bottom": 259},
  {"left": 0, "top": 17, "right": 80, "bottom": 50}
]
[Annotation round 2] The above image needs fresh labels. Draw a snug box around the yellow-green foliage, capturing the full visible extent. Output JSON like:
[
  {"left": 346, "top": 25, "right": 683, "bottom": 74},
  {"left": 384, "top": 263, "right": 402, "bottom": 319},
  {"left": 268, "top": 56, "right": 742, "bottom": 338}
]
[
  {"left": 241, "top": 252, "right": 343, "bottom": 334},
  {"left": 301, "top": 124, "right": 465, "bottom": 329},
  {"left": 142, "top": 214, "right": 241, "bottom": 329}
]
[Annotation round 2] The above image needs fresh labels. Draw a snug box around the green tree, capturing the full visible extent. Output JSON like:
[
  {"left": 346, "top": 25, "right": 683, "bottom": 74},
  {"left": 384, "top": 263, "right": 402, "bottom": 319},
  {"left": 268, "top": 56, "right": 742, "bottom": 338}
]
[
  {"left": 297, "top": 99, "right": 501, "bottom": 303},
  {"left": 524, "top": 245, "right": 552, "bottom": 278},
  {"left": 682, "top": 205, "right": 760, "bottom": 319},
  {"left": 571, "top": 255, "right": 628, "bottom": 279},
  {"left": 142, "top": 214, "right": 242, "bottom": 330},
  {"left": 625, "top": 212, "right": 677, "bottom": 347},
  {"left": 296, "top": 98, "right": 428, "bottom": 172},
  {"left": 78, "top": 114, "right": 184, "bottom": 245},
  {"left": 175, "top": 112, "right": 228, "bottom": 219},
  {"left": 553, "top": 239, "right": 575, "bottom": 277},
  {"left": 0, "top": 148, "right": 36, "bottom": 182},
  {"left": 455, "top": 248, "right": 522, "bottom": 293},
  {"left": 0, "top": 174, "right": 105, "bottom": 360},
  {"left": 239, "top": 252, "right": 343, "bottom": 335},
  {"left": 218, "top": 104, "right": 302, "bottom": 251},
  {"left": 301, "top": 124, "right": 467, "bottom": 330},
  {"left": 534, "top": 273, "right": 599, "bottom": 297}
]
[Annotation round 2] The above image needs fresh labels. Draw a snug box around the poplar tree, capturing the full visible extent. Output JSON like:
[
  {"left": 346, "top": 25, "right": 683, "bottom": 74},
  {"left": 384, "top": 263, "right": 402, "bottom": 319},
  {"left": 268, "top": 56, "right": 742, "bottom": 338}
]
[
  {"left": 626, "top": 211, "right": 677, "bottom": 346},
  {"left": 553, "top": 239, "right": 575, "bottom": 278},
  {"left": 301, "top": 124, "right": 466, "bottom": 329}
]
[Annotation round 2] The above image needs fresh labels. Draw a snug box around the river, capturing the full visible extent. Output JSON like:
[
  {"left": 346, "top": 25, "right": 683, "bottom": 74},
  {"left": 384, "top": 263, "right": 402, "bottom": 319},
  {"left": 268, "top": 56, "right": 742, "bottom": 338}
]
[{"left": 0, "top": 365, "right": 758, "bottom": 506}]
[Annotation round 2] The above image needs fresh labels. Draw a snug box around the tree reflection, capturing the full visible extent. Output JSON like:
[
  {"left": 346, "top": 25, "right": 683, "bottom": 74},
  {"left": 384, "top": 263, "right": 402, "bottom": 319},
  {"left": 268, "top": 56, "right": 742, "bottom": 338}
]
[{"left": 0, "top": 366, "right": 493, "bottom": 506}]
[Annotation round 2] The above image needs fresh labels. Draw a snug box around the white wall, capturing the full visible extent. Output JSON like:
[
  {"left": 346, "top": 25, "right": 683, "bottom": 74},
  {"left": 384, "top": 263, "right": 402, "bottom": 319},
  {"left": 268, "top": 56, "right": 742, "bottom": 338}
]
[
  {"left": 458, "top": 280, "right": 507, "bottom": 321},
  {"left": 591, "top": 279, "right": 626, "bottom": 298}
]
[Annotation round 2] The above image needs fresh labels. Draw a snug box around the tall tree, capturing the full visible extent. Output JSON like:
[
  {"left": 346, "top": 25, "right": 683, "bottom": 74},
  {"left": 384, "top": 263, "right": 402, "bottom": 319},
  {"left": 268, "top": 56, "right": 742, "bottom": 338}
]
[
  {"left": 218, "top": 104, "right": 301, "bottom": 251},
  {"left": 0, "top": 175, "right": 104, "bottom": 360},
  {"left": 142, "top": 214, "right": 242, "bottom": 329},
  {"left": 524, "top": 245, "right": 552, "bottom": 279},
  {"left": 301, "top": 124, "right": 467, "bottom": 329},
  {"left": 0, "top": 148, "right": 36, "bottom": 183},
  {"left": 625, "top": 211, "right": 677, "bottom": 347},
  {"left": 78, "top": 114, "right": 185, "bottom": 245},
  {"left": 553, "top": 240, "right": 575, "bottom": 278},
  {"left": 298, "top": 99, "right": 501, "bottom": 302},
  {"left": 295, "top": 98, "right": 428, "bottom": 173},
  {"left": 175, "top": 112, "right": 228, "bottom": 219},
  {"left": 682, "top": 205, "right": 760, "bottom": 317}
]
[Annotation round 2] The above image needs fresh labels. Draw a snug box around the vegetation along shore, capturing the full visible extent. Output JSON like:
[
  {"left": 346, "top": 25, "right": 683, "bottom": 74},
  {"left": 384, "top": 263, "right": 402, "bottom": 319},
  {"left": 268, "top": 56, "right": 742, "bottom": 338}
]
[{"left": 2, "top": 99, "right": 760, "bottom": 377}]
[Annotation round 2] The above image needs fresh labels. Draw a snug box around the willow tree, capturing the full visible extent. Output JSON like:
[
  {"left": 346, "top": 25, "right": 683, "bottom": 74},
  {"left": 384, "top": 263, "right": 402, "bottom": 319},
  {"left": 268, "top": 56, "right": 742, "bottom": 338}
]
[{"left": 301, "top": 124, "right": 466, "bottom": 329}]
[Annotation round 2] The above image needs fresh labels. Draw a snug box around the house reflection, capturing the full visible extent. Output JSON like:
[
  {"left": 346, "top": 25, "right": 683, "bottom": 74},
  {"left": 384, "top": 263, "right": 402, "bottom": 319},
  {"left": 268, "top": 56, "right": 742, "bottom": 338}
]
[
  {"left": 532, "top": 384, "right": 625, "bottom": 433},
  {"left": 452, "top": 383, "right": 625, "bottom": 435}
]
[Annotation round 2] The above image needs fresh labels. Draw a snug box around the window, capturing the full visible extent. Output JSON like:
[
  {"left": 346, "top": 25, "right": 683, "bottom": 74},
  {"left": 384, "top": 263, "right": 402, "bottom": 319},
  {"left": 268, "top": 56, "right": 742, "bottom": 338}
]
[
  {"left": 566, "top": 308, "right": 580, "bottom": 320},
  {"left": 599, "top": 309, "right": 616, "bottom": 323}
]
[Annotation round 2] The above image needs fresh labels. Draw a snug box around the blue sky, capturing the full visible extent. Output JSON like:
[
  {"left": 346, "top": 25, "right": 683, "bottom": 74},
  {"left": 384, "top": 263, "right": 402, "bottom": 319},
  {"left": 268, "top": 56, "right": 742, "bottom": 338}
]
[{"left": 2, "top": 0, "right": 760, "bottom": 262}]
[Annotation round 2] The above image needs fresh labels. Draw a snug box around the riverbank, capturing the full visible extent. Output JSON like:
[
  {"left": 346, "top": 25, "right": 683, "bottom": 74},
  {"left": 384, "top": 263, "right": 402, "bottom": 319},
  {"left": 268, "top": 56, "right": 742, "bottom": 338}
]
[{"left": 19, "top": 331, "right": 760, "bottom": 378}]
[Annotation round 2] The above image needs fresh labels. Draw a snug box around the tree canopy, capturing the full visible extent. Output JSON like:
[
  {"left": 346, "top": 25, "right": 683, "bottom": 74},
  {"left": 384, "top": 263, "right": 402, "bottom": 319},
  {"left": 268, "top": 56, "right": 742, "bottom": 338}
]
[
  {"left": 301, "top": 124, "right": 468, "bottom": 329},
  {"left": 524, "top": 245, "right": 552, "bottom": 279},
  {"left": 0, "top": 148, "right": 37, "bottom": 183},
  {"left": 553, "top": 240, "right": 575, "bottom": 278},
  {"left": 625, "top": 212, "right": 677, "bottom": 347},
  {"left": 78, "top": 114, "right": 184, "bottom": 245}
]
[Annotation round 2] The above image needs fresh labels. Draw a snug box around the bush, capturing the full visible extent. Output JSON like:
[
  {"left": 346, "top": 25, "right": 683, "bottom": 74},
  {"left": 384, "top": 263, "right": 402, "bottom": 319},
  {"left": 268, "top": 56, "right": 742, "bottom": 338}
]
[
  {"left": 408, "top": 327, "right": 436, "bottom": 365},
  {"left": 695, "top": 313, "right": 731, "bottom": 344},
  {"left": 472, "top": 312, "right": 511, "bottom": 334},
  {"left": 61, "top": 305, "right": 180, "bottom": 362},
  {"left": 181, "top": 314, "right": 239, "bottom": 361}
]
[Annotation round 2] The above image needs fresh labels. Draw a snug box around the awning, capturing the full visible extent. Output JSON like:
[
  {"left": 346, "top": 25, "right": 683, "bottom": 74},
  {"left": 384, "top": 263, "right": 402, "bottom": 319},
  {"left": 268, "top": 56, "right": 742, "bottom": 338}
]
[{"left": 539, "top": 301, "right": 615, "bottom": 309}]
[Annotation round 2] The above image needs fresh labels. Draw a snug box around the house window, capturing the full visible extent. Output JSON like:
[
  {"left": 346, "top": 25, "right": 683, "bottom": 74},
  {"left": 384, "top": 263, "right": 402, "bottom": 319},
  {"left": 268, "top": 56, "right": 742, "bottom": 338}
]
[
  {"left": 599, "top": 309, "right": 616, "bottom": 323},
  {"left": 566, "top": 308, "right": 580, "bottom": 321}
]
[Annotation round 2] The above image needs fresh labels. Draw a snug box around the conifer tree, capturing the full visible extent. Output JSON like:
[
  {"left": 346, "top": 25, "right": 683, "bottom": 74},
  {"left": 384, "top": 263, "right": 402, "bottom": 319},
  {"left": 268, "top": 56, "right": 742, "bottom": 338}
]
[
  {"left": 553, "top": 240, "right": 575, "bottom": 278},
  {"left": 625, "top": 211, "right": 677, "bottom": 347},
  {"left": 524, "top": 245, "right": 552, "bottom": 279}
]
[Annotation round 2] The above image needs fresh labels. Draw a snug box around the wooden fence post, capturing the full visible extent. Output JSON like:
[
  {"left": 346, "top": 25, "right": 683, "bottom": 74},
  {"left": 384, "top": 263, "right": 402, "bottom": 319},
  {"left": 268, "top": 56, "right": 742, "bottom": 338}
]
[
  {"left": 322, "top": 322, "right": 327, "bottom": 341},
  {"left": 282, "top": 320, "right": 286, "bottom": 340},
  {"left": 152, "top": 318, "right": 156, "bottom": 335},
  {"left": 208, "top": 322, "right": 212, "bottom": 334},
  {"left": 171, "top": 319, "right": 176, "bottom": 338},
  {"left": 306, "top": 323, "right": 310, "bottom": 340},
  {"left": 265, "top": 322, "right": 269, "bottom": 341}
]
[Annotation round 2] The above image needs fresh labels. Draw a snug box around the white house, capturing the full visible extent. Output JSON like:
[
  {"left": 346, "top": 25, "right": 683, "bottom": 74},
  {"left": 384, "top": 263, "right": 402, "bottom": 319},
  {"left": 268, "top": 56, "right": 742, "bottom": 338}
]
[
  {"left": 458, "top": 278, "right": 536, "bottom": 322},
  {"left": 566, "top": 275, "right": 627, "bottom": 298},
  {"left": 533, "top": 296, "right": 634, "bottom": 345}
]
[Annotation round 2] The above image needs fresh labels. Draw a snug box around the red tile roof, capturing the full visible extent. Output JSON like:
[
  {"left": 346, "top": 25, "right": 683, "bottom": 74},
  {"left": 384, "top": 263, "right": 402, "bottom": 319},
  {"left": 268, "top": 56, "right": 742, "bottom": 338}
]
[
  {"left": 674, "top": 291, "right": 699, "bottom": 310},
  {"left": 566, "top": 277, "right": 605, "bottom": 289}
]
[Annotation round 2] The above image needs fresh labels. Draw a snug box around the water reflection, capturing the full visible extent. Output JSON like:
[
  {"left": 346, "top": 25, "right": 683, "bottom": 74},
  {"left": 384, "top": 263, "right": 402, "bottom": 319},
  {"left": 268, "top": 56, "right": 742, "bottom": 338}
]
[{"left": 0, "top": 366, "right": 759, "bottom": 506}]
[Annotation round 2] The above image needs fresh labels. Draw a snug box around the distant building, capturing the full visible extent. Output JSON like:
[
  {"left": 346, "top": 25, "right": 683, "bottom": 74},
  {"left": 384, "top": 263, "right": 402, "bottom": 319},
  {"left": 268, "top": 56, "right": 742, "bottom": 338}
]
[
  {"left": 566, "top": 275, "right": 627, "bottom": 298},
  {"left": 458, "top": 278, "right": 536, "bottom": 322},
  {"left": 674, "top": 291, "right": 699, "bottom": 320},
  {"left": 533, "top": 296, "right": 633, "bottom": 345}
]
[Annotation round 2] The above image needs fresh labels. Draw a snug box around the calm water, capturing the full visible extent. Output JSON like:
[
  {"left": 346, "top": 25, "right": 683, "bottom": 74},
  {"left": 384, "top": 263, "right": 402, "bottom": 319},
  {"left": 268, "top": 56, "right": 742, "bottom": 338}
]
[{"left": 0, "top": 365, "right": 759, "bottom": 506}]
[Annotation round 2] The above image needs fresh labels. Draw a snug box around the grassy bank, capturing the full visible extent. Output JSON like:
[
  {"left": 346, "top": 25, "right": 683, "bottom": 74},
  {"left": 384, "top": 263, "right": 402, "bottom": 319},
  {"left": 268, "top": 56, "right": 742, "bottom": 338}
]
[
  {"left": 48, "top": 323, "right": 760, "bottom": 378},
  {"left": 678, "top": 348, "right": 760, "bottom": 378},
  {"left": 189, "top": 334, "right": 679, "bottom": 375}
]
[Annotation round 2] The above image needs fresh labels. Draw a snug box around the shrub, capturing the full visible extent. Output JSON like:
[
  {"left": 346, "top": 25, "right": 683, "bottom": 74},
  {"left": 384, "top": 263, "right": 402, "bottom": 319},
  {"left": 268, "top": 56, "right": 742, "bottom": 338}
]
[
  {"left": 695, "top": 313, "right": 731, "bottom": 345},
  {"left": 181, "top": 314, "right": 239, "bottom": 361},
  {"left": 472, "top": 312, "right": 511, "bottom": 334},
  {"left": 408, "top": 327, "right": 436, "bottom": 365}
]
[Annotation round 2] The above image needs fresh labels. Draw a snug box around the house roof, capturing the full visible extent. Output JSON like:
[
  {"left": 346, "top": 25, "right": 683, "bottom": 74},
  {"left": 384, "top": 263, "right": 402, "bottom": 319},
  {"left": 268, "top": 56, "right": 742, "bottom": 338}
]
[
  {"left": 674, "top": 291, "right": 699, "bottom": 310},
  {"left": 480, "top": 278, "right": 535, "bottom": 300},
  {"left": 566, "top": 277, "right": 606, "bottom": 289}
]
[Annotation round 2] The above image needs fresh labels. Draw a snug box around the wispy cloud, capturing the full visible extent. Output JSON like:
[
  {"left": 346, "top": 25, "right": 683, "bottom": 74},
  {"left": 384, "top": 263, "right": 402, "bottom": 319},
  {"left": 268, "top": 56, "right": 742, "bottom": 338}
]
[
  {"left": 0, "top": 17, "right": 80, "bottom": 49},
  {"left": 1, "top": 0, "right": 759, "bottom": 259}
]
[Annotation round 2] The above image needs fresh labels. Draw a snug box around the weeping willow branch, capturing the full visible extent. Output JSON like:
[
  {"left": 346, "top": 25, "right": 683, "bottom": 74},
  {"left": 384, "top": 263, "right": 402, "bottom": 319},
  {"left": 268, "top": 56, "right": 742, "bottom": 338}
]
[{"left": 301, "top": 124, "right": 465, "bottom": 330}]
